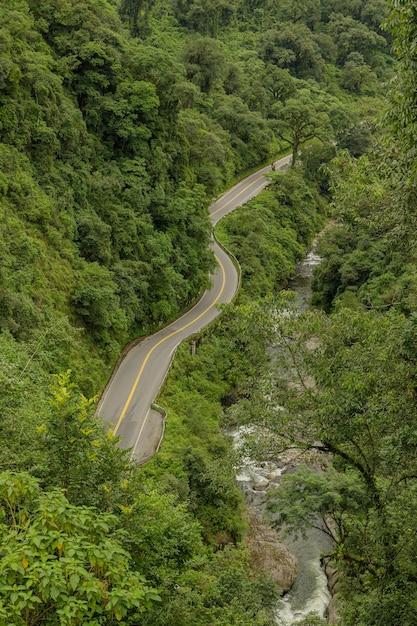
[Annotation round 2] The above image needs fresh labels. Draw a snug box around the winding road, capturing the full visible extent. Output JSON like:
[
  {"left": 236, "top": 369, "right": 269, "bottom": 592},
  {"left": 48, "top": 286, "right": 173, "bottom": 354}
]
[{"left": 97, "top": 154, "right": 291, "bottom": 462}]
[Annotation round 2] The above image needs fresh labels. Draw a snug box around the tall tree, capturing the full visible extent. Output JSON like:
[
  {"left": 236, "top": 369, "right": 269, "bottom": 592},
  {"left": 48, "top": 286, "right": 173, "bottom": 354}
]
[
  {"left": 270, "top": 88, "right": 332, "bottom": 166},
  {"left": 120, "top": 0, "right": 150, "bottom": 37},
  {"left": 259, "top": 23, "right": 325, "bottom": 79},
  {"left": 40, "top": 371, "right": 131, "bottom": 508},
  {"left": 186, "top": 0, "right": 238, "bottom": 37}
]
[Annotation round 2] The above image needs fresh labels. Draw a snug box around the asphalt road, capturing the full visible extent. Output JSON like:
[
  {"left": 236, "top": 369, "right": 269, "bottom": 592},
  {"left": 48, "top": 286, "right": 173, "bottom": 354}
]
[{"left": 96, "top": 154, "right": 291, "bottom": 461}]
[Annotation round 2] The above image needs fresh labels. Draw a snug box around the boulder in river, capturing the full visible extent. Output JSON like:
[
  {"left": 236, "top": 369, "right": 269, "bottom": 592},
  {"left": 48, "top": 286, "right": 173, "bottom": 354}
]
[
  {"left": 253, "top": 479, "right": 270, "bottom": 491},
  {"left": 245, "top": 510, "right": 297, "bottom": 593}
]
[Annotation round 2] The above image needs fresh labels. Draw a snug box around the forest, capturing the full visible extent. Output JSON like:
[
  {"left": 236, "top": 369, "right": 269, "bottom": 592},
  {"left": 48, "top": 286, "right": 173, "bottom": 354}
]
[{"left": 0, "top": 0, "right": 414, "bottom": 624}]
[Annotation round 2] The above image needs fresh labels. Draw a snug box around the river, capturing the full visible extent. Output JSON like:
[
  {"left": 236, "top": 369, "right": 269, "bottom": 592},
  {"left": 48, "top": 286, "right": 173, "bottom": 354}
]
[{"left": 235, "top": 240, "right": 332, "bottom": 625}]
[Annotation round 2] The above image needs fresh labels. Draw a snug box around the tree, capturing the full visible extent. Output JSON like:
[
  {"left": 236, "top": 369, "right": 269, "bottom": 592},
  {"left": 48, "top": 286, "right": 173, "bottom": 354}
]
[
  {"left": 71, "top": 262, "right": 128, "bottom": 344},
  {"left": 76, "top": 209, "right": 112, "bottom": 264},
  {"left": 0, "top": 471, "right": 159, "bottom": 625},
  {"left": 181, "top": 35, "right": 228, "bottom": 94},
  {"left": 262, "top": 66, "right": 296, "bottom": 105},
  {"left": 310, "top": 150, "right": 417, "bottom": 312},
  {"left": 212, "top": 94, "right": 273, "bottom": 169},
  {"left": 115, "top": 482, "right": 205, "bottom": 584},
  {"left": 177, "top": 109, "right": 230, "bottom": 193},
  {"left": 232, "top": 298, "right": 417, "bottom": 623},
  {"left": 326, "top": 13, "right": 387, "bottom": 65},
  {"left": 139, "top": 543, "right": 279, "bottom": 626},
  {"left": 259, "top": 23, "right": 325, "bottom": 79},
  {"left": 299, "top": 141, "right": 336, "bottom": 194},
  {"left": 340, "top": 52, "right": 378, "bottom": 94},
  {"left": 220, "top": 169, "right": 324, "bottom": 296},
  {"left": 119, "top": 0, "right": 150, "bottom": 38},
  {"left": 270, "top": 89, "right": 332, "bottom": 166},
  {"left": 361, "top": 0, "right": 390, "bottom": 34},
  {"left": 274, "top": 0, "right": 321, "bottom": 29},
  {"left": 183, "top": 447, "right": 244, "bottom": 544},
  {"left": 40, "top": 371, "right": 131, "bottom": 508},
  {"left": 185, "top": 0, "right": 238, "bottom": 38},
  {"left": 0, "top": 331, "right": 50, "bottom": 473},
  {"left": 337, "top": 121, "right": 374, "bottom": 156},
  {"left": 384, "top": 0, "right": 417, "bottom": 168}
]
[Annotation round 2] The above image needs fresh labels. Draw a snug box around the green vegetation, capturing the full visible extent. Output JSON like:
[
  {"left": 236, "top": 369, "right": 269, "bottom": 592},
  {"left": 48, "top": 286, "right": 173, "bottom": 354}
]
[
  {"left": 228, "top": 296, "right": 417, "bottom": 624},
  {"left": 0, "top": 0, "right": 391, "bottom": 389},
  {"left": 217, "top": 2, "right": 417, "bottom": 625},
  {"left": 0, "top": 472, "right": 159, "bottom": 625},
  {"left": 218, "top": 167, "right": 328, "bottom": 299},
  {"left": 0, "top": 0, "right": 399, "bottom": 623}
]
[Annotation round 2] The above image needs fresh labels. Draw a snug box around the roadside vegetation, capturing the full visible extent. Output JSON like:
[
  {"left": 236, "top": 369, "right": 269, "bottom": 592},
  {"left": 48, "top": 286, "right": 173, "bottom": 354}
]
[{"left": 0, "top": 0, "right": 407, "bottom": 623}]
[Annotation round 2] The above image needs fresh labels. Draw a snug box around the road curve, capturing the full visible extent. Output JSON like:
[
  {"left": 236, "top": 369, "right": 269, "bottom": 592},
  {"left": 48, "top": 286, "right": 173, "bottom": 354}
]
[{"left": 96, "top": 154, "right": 291, "bottom": 461}]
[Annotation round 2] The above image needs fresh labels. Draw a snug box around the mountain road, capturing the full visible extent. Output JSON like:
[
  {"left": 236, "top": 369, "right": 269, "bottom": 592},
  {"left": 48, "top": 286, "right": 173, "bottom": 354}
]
[{"left": 96, "top": 154, "right": 291, "bottom": 462}]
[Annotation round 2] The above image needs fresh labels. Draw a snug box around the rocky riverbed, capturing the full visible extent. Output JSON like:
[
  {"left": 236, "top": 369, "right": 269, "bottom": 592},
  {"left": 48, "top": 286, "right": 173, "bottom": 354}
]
[{"left": 234, "top": 443, "right": 332, "bottom": 624}]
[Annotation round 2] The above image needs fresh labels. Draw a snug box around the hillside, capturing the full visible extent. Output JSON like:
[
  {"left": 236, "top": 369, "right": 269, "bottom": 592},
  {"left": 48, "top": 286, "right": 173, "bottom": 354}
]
[{"left": 1, "top": 0, "right": 392, "bottom": 389}]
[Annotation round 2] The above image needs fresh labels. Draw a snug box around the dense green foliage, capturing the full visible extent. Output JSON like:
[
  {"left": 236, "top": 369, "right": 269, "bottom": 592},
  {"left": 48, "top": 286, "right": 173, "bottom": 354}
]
[
  {"left": 0, "top": 0, "right": 391, "bottom": 390},
  {"left": 0, "top": 175, "right": 327, "bottom": 623},
  {"left": 0, "top": 472, "right": 159, "bottom": 625},
  {"left": 310, "top": 149, "right": 417, "bottom": 313},
  {"left": 219, "top": 167, "right": 327, "bottom": 299},
  {"left": 222, "top": 3, "right": 417, "bottom": 625},
  {"left": 311, "top": 1, "right": 417, "bottom": 315},
  {"left": 228, "top": 296, "right": 417, "bottom": 625},
  {"left": 0, "top": 0, "right": 396, "bottom": 623},
  {"left": 0, "top": 363, "right": 281, "bottom": 625}
]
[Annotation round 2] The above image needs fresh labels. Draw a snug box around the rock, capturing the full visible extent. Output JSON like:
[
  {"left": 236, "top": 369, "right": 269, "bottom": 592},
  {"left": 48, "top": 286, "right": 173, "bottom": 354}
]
[
  {"left": 245, "top": 510, "right": 297, "bottom": 593},
  {"left": 326, "top": 566, "right": 339, "bottom": 592},
  {"left": 323, "top": 559, "right": 340, "bottom": 624},
  {"left": 327, "top": 593, "right": 340, "bottom": 625},
  {"left": 240, "top": 486, "right": 268, "bottom": 508},
  {"left": 266, "top": 468, "right": 284, "bottom": 481},
  {"left": 253, "top": 479, "right": 270, "bottom": 491}
]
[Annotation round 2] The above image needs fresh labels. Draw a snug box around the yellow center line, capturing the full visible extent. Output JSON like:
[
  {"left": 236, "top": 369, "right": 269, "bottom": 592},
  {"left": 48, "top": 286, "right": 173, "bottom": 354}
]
[
  {"left": 211, "top": 155, "right": 291, "bottom": 219},
  {"left": 114, "top": 163, "right": 278, "bottom": 435},
  {"left": 113, "top": 253, "right": 227, "bottom": 434},
  {"left": 210, "top": 175, "right": 264, "bottom": 218}
]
